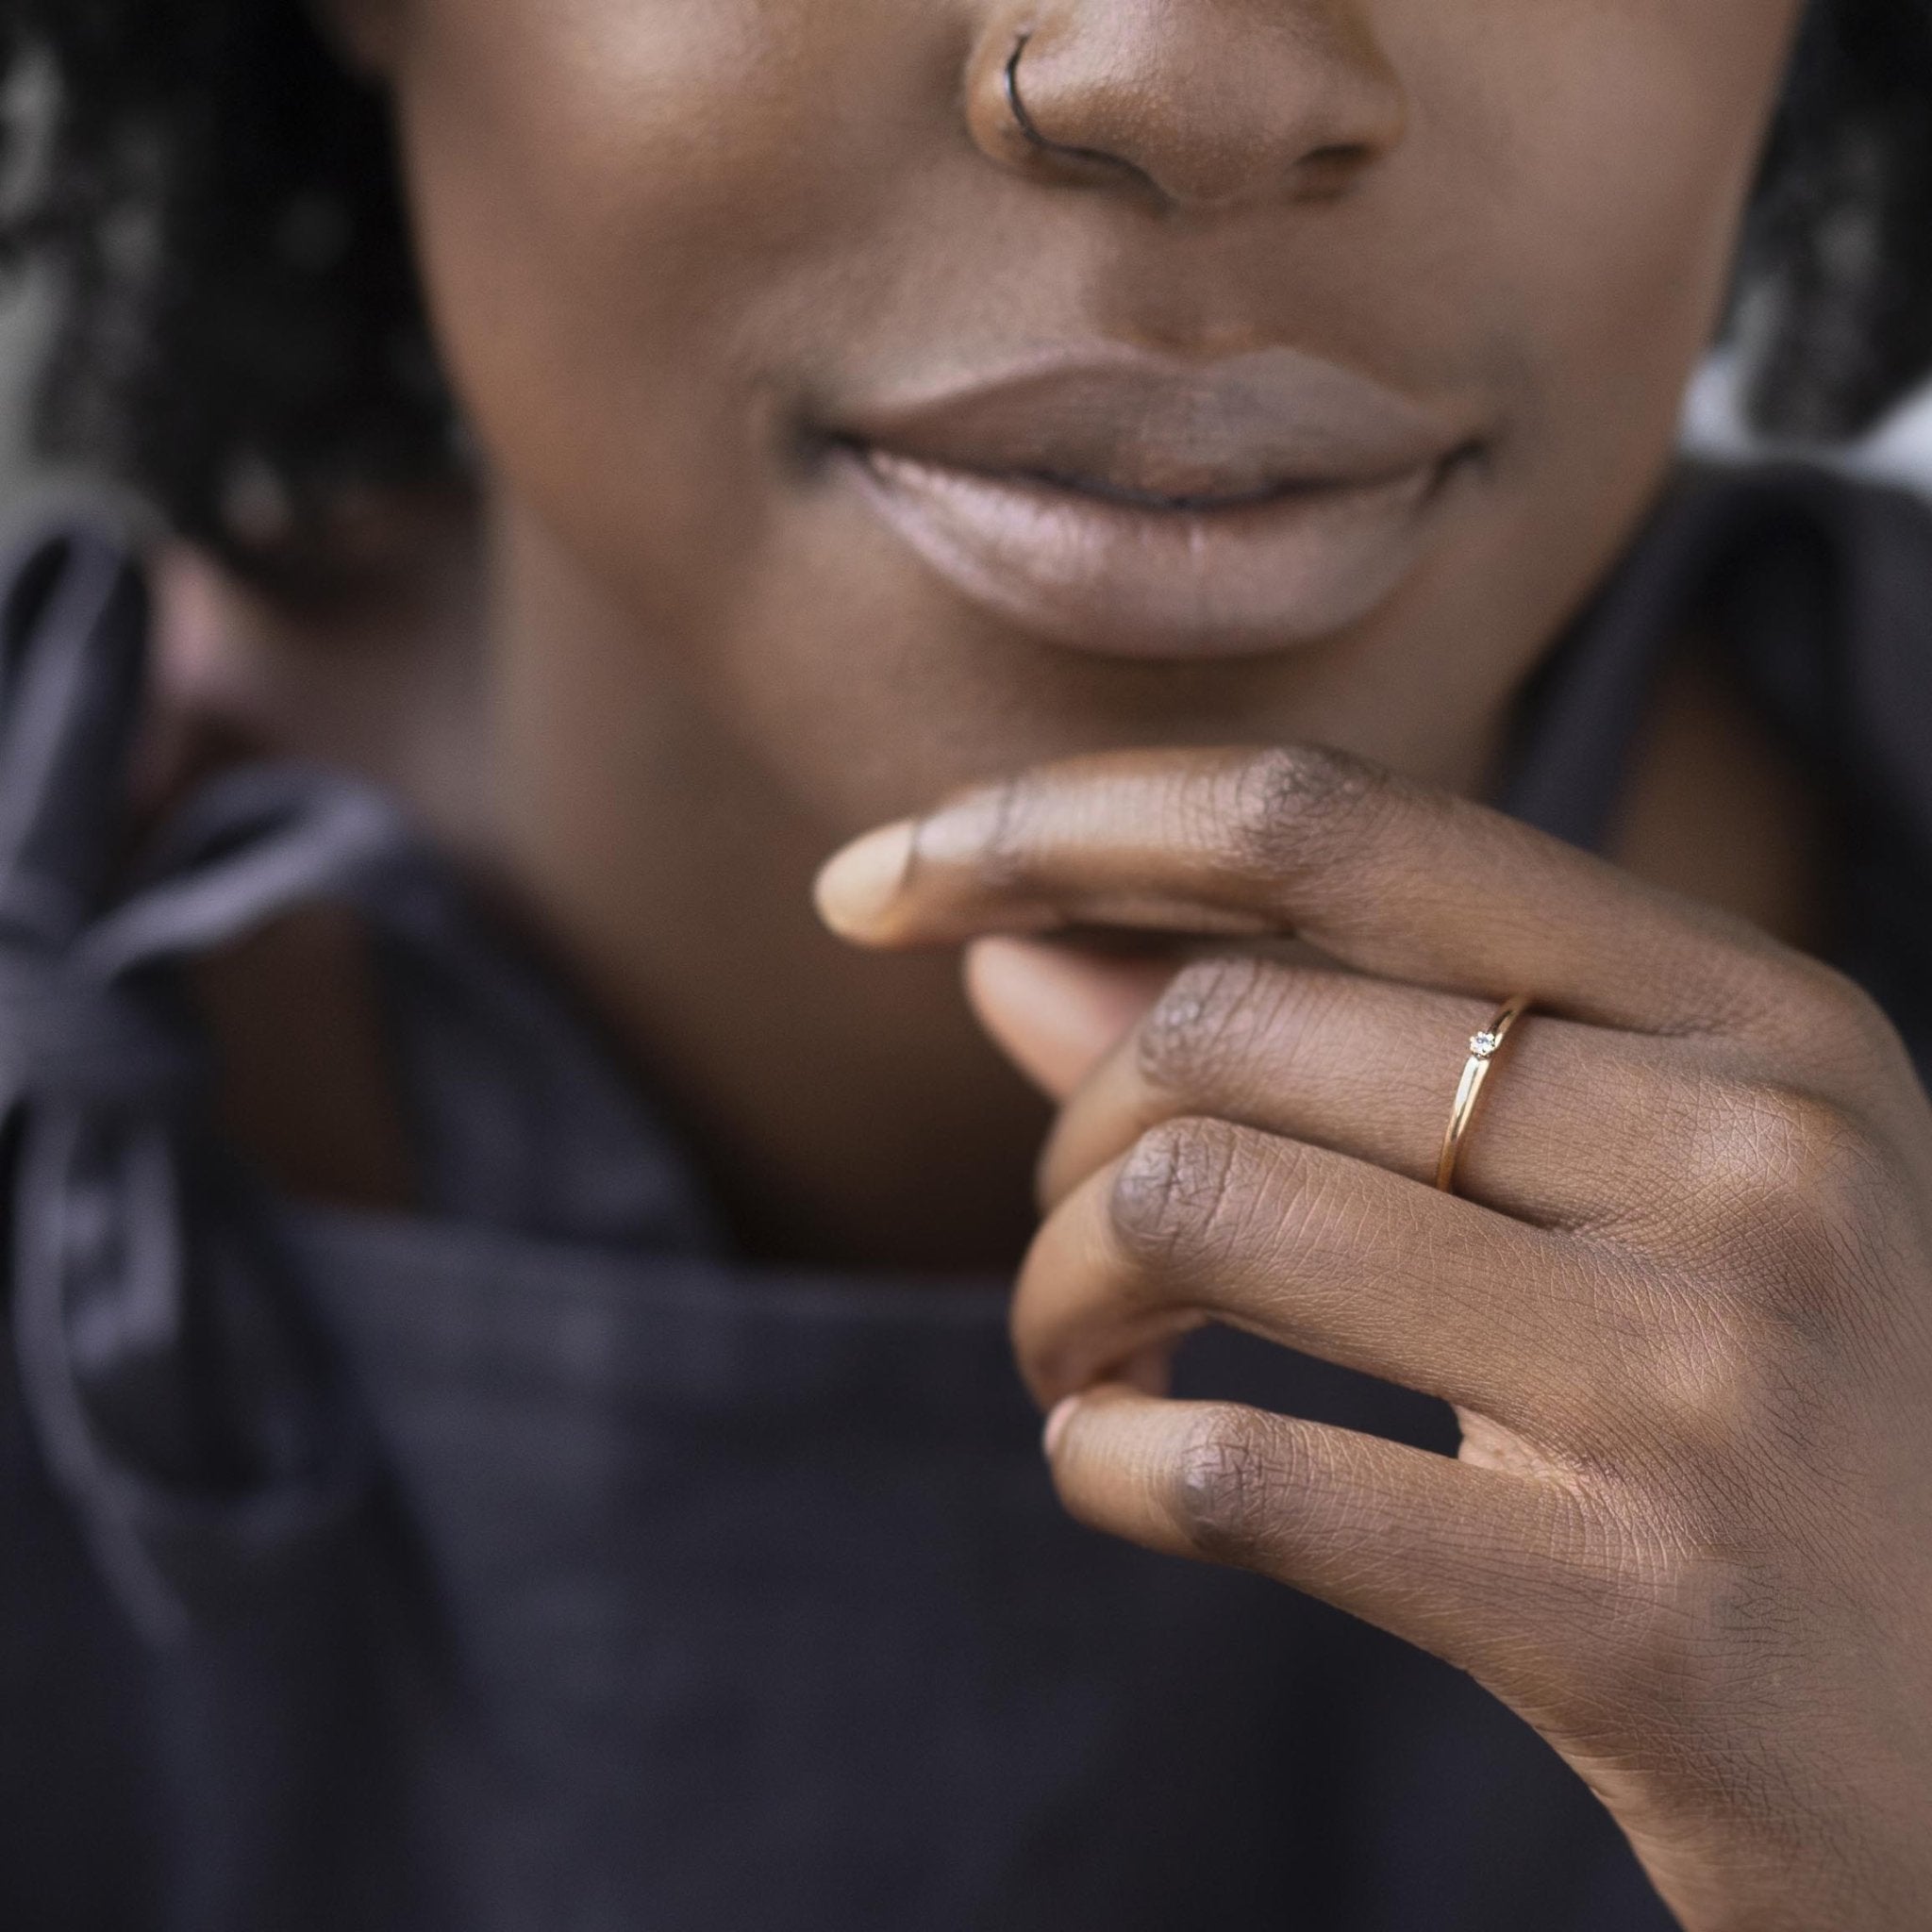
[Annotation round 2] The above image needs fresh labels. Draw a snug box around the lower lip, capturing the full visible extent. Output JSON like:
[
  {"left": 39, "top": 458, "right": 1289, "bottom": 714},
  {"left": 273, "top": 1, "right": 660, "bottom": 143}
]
[{"left": 838, "top": 443, "right": 1458, "bottom": 660}]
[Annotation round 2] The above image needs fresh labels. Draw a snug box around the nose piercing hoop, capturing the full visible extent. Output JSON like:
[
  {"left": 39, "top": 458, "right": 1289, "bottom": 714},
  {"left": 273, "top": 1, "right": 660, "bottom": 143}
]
[
  {"left": 1003, "top": 33, "right": 1052, "bottom": 150},
  {"left": 1002, "top": 32, "right": 1123, "bottom": 174}
]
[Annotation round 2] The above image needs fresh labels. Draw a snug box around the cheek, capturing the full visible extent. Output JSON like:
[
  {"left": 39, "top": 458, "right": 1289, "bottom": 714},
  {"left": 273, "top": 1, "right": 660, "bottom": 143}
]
[
  {"left": 1414, "top": 0, "right": 1804, "bottom": 441},
  {"left": 390, "top": 0, "right": 899, "bottom": 625},
  {"left": 1327, "top": 0, "right": 1806, "bottom": 719}
]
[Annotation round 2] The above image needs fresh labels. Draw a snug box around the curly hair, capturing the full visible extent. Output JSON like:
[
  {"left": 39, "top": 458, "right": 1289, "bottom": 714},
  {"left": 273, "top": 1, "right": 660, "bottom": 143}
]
[
  {"left": 0, "top": 0, "right": 1929, "bottom": 591},
  {"left": 0, "top": 0, "right": 450, "bottom": 594}
]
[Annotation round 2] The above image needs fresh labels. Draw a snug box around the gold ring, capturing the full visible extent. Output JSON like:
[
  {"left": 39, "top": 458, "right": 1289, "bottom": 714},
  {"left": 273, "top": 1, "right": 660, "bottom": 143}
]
[{"left": 1435, "top": 993, "right": 1534, "bottom": 1194}]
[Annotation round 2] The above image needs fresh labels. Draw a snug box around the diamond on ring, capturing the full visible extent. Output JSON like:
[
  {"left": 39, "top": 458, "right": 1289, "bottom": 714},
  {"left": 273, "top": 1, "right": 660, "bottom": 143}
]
[{"left": 1439, "top": 995, "right": 1535, "bottom": 1194}]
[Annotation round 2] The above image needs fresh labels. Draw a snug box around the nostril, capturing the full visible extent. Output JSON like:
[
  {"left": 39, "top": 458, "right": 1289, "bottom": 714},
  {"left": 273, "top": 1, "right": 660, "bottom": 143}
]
[
  {"left": 965, "top": 6, "right": 1409, "bottom": 214},
  {"left": 1000, "top": 33, "right": 1158, "bottom": 192},
  {"left": 1295, "top": 142, "right": 1383, "bottom": 200}
]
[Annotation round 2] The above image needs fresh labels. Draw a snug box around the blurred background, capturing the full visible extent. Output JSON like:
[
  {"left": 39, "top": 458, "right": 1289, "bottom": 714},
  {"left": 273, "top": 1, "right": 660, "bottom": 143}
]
[
  {"left": 0, "top": 283, "right": 1929, "bottom": 522},
  {"left": 0, "top": 285, "right": 54, "bottom": 516},
  {"left": 1685, "top": 355, "right": 1932, "bottom": 492}
]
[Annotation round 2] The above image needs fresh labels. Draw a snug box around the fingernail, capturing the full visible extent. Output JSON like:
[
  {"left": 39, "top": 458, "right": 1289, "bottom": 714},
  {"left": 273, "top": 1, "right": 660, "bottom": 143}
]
[
  {"left": 1042, "top": 1395, "right": 1083, "bottom": 1458},
  {"left": 813, "top": 821, "right": 916, "bottom": 940}
]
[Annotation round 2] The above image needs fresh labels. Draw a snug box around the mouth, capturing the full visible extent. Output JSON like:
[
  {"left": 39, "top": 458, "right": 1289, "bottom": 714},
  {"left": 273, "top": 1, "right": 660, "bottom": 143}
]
[{"left": 825, "top": 345, "right": 1481, "bottom": 660}]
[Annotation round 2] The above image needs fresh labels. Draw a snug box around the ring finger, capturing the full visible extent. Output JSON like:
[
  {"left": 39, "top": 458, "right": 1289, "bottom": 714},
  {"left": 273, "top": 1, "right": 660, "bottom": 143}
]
[{"left": 1024, "top": 944, "right": 1696, "bottom": 1236}]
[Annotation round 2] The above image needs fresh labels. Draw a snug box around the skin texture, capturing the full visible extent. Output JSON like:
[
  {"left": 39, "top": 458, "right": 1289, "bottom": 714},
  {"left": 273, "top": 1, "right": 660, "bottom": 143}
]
[
  {"left": 235, "top": 0, "right": 1932, "bottom": 1921},
  {"left": 293, "top": 0, "right": 1809, "bottom": 1266},
  {"left": 815, "top": 750, "right": 1932, "bottom": 1928}
]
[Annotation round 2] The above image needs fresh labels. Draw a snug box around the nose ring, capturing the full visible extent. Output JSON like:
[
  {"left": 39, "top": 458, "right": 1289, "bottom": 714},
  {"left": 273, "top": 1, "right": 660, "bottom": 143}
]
[
  {"left": 1002, "top": 32, "right": 1119, "bottom": 173},
  {"left": 1003, "top": 34, "right": 1050, "bottom": 150}
]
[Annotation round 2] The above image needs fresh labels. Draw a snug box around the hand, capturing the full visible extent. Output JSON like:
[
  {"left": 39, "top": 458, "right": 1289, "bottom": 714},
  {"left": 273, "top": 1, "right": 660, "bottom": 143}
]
[{"left": 816, "top": 744, "right": 1932, "bottom": 1932}]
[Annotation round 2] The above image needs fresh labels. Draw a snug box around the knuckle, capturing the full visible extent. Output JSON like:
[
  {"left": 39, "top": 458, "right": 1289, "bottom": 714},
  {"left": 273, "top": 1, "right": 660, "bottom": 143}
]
[
  {"left": 1745, "top": 956, "right": 1907, "bottom": 1081},
  {"left": 1586, "top": 1469, "right": 1848, "bottom": 1739},
  {"left": 1167, "top": 1403, "right": 1291, "bottom": 1560},
  {"left": 1219, "top": 744, "right": 1388, "bottom": 881},
  {"left": 1108, "top": 1116, "right": 1250, "bottom": 1277},
  {"left": 965, "top": 769, "right": 1048, "bottom": 891},
  {"left": 1135, "top": 954, "right": 1280, "bottom": 1097},
  {"left": 1643, "top": 1292, "right": 1871, "bottom": 1524},
  {"left": 1681, "top": 1078, "right": 1892, "bottom": 1290},
  {"left": 1648, "top": 1304, "right": 1805, "bottom": 1460},
  {"left": 1582, "top": 1528, "right": 1772, "bottom": 1734}
]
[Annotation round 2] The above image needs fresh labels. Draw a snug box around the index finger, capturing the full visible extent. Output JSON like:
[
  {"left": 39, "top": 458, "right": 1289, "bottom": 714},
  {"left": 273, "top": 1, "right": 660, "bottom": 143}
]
[{"left": 814, "top": 744, "right": 1786, "bottom": 1035}]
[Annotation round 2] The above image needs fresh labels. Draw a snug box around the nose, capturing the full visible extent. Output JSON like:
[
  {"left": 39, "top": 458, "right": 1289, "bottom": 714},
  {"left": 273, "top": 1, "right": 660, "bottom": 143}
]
[{"left": 966, "top": 0, "right": 1408, "bottom": 211}]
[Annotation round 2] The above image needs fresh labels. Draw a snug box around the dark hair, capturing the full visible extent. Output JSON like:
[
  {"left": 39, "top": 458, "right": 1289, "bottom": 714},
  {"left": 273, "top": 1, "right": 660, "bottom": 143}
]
[
  {"left": 0, "top": 0, "right": 452, "bottom": 594},
  {"left": 0, "top": 0, "right": 1928, "bottom": 590}
]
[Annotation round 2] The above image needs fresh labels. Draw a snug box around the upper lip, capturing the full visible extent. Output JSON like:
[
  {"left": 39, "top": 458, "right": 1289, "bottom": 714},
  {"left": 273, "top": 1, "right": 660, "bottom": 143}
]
[{"left": 830, "top": 343, "right": 1473, "bottom": 506}]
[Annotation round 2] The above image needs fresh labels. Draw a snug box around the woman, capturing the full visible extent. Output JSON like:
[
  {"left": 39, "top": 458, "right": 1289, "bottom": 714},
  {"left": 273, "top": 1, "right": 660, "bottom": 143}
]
[{"left": 3, "top": 1, "right": 1932, "bottom": 1926}]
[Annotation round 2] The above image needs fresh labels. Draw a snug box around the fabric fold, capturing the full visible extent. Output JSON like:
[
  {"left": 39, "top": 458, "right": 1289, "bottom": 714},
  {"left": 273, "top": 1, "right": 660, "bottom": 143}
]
[
  {"left": 0, "top": 516, "right": 720, "bottom": 1642},
  {"left": 0, "top": 525, "right": 385, "bottom": 1642}
]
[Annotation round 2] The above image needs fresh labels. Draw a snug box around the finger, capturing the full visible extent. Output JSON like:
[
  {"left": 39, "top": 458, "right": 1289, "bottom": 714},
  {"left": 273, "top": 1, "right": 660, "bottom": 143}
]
[
  {"left": 1034, "top": 953, "right": 1689, "bottom": 1234},
  {"left": 963, "top": 936, "right": 1171, "bottom": 1100},
  {"left": 1013, "top": 1116, "right": 1658, "bottom": 1435},
  {"left": 815, "top": 744, "right": 1786, "bottom": 1035},
  {"left": 1045, "top": 1385, "right": 1614, "bottom": 1702}
]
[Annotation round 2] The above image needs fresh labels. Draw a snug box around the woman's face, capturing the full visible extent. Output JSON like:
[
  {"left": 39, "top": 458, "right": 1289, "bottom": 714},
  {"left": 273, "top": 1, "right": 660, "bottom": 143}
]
[{"left": 357, "top": 0, "right": 1804, "bottom": 824}]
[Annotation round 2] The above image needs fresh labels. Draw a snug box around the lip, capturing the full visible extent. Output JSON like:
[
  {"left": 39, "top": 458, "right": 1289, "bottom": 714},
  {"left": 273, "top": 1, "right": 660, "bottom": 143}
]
[{"left": 827, "top": 345, "right": 1477, "bottom": 659}]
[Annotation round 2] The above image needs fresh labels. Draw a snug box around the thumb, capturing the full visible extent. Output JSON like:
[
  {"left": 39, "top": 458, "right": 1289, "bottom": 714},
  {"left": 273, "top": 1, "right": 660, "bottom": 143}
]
[{"left": 965, "top": 938, "right": 1171, "bottom": 1102}]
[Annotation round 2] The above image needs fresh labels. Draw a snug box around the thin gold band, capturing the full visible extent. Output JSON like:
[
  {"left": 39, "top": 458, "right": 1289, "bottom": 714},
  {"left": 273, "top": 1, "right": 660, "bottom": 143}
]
[{"left": 1435, "top": 993, "right": 1534, "bottom": 1194}]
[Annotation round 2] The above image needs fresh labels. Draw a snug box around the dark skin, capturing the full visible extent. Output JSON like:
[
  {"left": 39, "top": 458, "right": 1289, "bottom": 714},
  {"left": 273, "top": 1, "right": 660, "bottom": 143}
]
[{"left": 168, "top": 0, "right": 1932, "bottom": 1922}]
